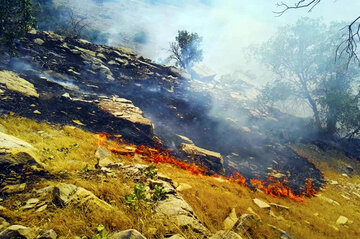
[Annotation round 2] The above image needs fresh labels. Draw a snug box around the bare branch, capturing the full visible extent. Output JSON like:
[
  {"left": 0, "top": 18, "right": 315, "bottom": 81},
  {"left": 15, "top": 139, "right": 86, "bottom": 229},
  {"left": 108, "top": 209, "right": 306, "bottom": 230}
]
[{"left": 273, "top": 0, "right": 321, "bottom": 16}]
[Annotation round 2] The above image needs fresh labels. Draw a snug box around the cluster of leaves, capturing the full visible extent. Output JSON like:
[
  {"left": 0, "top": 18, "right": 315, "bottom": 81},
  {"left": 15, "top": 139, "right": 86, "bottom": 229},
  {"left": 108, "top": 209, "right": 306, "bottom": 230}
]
[
  {"left": 41, "top": 143, "right": 80, "bottom": 161},
  {"left": 91, "top": 224, "right": 110, "bottom": 239},
  {"left": 0, "top": 0, "right": 36, "bottom": 52},
  {"left": 256, "top": 18, "right": 360, "bottom": 137},
  {"left": 125, "top": 183, "right": 168, "bottom": 210},
  {"left": 125, "top": 165, "right": 167, "bottom": 210},
  {"left": 142, "top": 164, "right": 157, "bottom": 179},
  {"left": 56, "top": 143, "right": 80, "bottom": 155},
  {"left": 169, "top": 30, "right": 203, "bottom": 69}
]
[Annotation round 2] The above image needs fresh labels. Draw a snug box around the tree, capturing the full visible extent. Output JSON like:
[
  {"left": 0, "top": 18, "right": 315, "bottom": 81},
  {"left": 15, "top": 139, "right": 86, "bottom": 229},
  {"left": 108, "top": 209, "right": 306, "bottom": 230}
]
[
  {"left": 274, "top": 0, "right": 360, "bottom": 67},
  {"left": 169, "top": 30, "right": 203, "bottom": 70},
  {"left": 257, "top": 18, "right": 360, "bottom": 136},
  {"left": 0, "top": 0, "right": 36, "bottom": 50}
]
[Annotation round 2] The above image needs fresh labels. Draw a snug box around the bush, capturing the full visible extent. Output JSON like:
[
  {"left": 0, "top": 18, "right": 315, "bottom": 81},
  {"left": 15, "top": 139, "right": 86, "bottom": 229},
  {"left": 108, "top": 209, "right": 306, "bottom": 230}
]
[{"left": 0, "top": 0, "right": 36, "bottom": 51}]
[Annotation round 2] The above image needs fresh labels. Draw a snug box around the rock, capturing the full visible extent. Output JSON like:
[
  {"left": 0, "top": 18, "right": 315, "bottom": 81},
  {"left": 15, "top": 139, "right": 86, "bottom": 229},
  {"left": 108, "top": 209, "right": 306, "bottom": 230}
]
[
  {"left": 0, "top": 225, "right": 36, "bottom": 239},
  {"left": 36, "top": 183, "right": 112, "bottom": 211},
  {"left": 34, "top": 38, "right": 45, "bottom": 45},
  {"left": 0, "top": 71, "right": 39, "bottom": 98},
  {"left": 98, "top": 97, "right": 153, "bottom": 137},
  {"left": 0, "top": 132, "right": 36, "bottom": 154},
  {"left": 0, "top": 218, "right": 9, "bottom": 231},
  {"left": 336, "top": 216, "right": 348, "bottom": 225},
  {"left": 21, "top": 198, "right": 40, "bottom": 210},
  {"left": 223, "top": 208, "right": 238, "bottom": 230},
  {"left": 1, "top": 183, "right": 26, "bottom": 194},
  {"left": 190, "top": 64, "right": 216, "bottom": 82},
  {"left": 269, "top": 203, "right": 290, "bottom": 210},
  {"left": 38, "top": 229, "right": 57, "bottom": 239},
  {"left": 148, "top": 179, "right": 176, "bottom": 194},
  {"left": 168, "top": 67, "right": 191, "bottom": 80},
  {"left": 176, "top": 183, "right": 192, "bottom": 192},
  {"left": 209, "top": 230, "right": 243, "bottom": 239},
  {"left": 167, "top": 235, "right": 185, "bottom": 239},
  {"left": 253, "top": 198, "right": 270, "bottom": 209},
  {"left": 233, "top": 214, "right": 258, "bottom": 236},
  {"left": 268, "top": 224, "right": 292, "bottom": 239},
  {"left": 176, "top": 135, "right": 194, "bottom": 145},
  {"left": 111, "top": 229, "right": 146, "bottom": 239},
  {"left": 95, "top": 146, "right": 113, "bottom": 167},
  {"left": 155, "top": 195, "right": 208, "bottom": 234},
  {"left": 179, "top": 143, "right": 224, "bottom": 174}
]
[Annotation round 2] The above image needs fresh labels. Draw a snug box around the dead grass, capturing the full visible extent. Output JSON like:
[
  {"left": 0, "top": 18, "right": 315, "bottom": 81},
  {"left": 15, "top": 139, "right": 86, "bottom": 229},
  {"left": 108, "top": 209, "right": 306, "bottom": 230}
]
[{"left": 1, "top": 115, "right": 360, "bottom": 238}]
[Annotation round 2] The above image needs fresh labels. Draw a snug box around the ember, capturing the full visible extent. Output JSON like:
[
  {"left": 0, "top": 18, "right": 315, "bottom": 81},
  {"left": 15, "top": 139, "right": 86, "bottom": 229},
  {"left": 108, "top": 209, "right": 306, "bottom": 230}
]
[{"left": 97, "top": 133, "right": 318, "bottom": 202}]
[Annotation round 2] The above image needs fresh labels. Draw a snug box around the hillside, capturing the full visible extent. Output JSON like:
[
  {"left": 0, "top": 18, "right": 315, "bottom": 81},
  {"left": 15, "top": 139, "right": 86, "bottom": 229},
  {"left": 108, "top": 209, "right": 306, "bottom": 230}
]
[{"left": 0, "top": 30, "right": 359, "bottom": 239}]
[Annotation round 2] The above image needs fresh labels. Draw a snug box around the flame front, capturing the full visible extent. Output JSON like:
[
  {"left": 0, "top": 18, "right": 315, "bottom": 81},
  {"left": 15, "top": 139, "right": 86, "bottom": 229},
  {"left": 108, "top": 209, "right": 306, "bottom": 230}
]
[{"left": 97, "top": 133, "right": 318, "bottom": 203}]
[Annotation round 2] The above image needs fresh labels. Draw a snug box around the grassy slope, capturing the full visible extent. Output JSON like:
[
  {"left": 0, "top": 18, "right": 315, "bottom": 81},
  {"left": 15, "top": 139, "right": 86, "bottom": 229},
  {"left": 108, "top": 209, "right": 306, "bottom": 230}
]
[{"left": 0, "top": 115, "right": 359, "bottom": 239}]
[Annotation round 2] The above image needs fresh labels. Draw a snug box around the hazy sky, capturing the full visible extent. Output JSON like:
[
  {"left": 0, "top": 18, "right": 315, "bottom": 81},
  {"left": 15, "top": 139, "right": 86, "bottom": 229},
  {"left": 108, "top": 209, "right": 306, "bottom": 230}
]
[{"left": 61, "top": 0, "right": 360, "bottom": 81}]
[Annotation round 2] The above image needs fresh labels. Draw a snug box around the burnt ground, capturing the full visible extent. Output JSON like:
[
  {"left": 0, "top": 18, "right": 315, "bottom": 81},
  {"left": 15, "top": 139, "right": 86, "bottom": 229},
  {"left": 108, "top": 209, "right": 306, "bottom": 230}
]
[{"left": 0, "top": 31, "right": 335, "bottom": 193}]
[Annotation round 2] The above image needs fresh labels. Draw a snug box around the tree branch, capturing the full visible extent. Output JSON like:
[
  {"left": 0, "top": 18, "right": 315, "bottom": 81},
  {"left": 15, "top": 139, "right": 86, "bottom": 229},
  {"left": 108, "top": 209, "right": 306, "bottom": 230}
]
[{"left": 273, "top": 0, "right": 321, "bottom": 16}]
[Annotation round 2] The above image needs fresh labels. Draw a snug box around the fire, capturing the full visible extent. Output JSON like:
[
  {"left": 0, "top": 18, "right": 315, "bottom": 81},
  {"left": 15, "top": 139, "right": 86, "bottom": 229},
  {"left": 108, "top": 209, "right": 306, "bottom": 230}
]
[{"left": 97, "top": 133, "right": 318, "bottom": 203}]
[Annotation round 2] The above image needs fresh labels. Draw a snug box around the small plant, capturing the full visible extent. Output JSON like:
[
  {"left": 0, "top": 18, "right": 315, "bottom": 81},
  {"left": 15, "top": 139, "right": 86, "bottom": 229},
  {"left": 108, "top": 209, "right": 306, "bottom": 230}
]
[
  {"left": 91, "top": 224, "right": 110, "bottom": 239},
  {"left": 151, "top": 185, "right": 167, "bottom": 202},
  {"left": 56, "top": 143, "right": 80, "bottom": 155},
  {"left": 41, "top": 147, "right": 55, "bottom": 161},
  {"left": 143, "top": 164, "right": 157, "bottom": 179},
  {"left": 125, "top": 184, "right": 148, "bottom": 210}
]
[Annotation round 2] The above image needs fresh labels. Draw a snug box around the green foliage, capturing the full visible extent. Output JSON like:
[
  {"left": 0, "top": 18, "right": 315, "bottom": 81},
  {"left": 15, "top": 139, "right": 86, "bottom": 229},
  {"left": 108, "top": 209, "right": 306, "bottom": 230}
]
[
  {"left": 125, "top": 182, "right": 168, "bottom": 210},
  {"left": 142, "top": 164, "right": 158, "bottom": 179},
  {"left": 0, "top": 0, "right": 36, "bottom": 52},
  {"left": 56, "top": 143, "right": 79, "bottom": 155},
  {"left": 169, "top": 30, "right": 203, "bottom": 69},
  {"left": 151, "top": 185, "right": 167, "bottom": 202},
  {"left": 91, "top": 224, "right": 111, "bottom": 239},
  {"left": 256, "top": 17, "right": 360, "bottom": 136},
  {"left": 125, "top": 184, "right": 148, "bottom": 210}
]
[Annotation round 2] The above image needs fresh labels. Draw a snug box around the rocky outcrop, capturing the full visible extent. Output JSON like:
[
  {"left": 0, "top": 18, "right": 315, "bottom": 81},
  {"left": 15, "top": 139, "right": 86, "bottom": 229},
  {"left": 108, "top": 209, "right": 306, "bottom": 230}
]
[
  {"left": 179, "top": 143, "right": 224, "bottom": 174},
  {"left": 28, "top": 183, "right": 113, "bottom": 212},
  {"left": 0, "top": 71, "right": 39, "bottom": 98},
  {"left": 0, "top": 132, "right": 47, "bottom": 190},
  {"left": 0, "top": 225, "right": 57, "bottom": 239},
  {"left": 98, "top": 96, "right": 153, "bottom": 137}
]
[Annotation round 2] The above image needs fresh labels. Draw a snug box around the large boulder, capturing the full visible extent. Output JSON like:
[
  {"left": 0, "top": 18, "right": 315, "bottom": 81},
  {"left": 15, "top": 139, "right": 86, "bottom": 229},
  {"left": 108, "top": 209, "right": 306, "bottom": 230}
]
[
  {"left": 98, "top": 97, "right": 153, "bottom": 138},
  {"left": 0, "top": 71, "right": 39, "bottom": 98},
  {"left": 155, "top": 195, "right": 208, "bottom": 234},
  {"left": 179, "top": 143, "right": 224, "bottom": 174},
  {"left": 0, "top": 132, "right": 47, "bottom": 189},
  {"left": 34, "top": 183, "right": 113, "bottom": 212}
]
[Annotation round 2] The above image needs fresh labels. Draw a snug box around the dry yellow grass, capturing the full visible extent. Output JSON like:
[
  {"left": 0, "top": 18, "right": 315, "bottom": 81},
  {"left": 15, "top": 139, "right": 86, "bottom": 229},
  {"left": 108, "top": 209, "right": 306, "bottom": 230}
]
[{"left": 0, "top": 115, "right": 359, "bottom": 238}]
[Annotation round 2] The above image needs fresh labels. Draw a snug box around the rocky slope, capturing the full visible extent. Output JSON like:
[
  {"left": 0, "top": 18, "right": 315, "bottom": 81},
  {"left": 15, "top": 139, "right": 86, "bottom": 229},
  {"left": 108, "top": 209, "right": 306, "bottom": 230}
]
[{"left": 0, "top": 30, "right": 325, "bottom": 193}]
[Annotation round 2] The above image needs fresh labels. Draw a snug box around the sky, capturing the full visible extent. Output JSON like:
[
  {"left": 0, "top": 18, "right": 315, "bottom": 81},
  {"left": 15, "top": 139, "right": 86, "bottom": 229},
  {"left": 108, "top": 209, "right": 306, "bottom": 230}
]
[{"left": 59, "top": 0, "right": 360, "bottom": 83}]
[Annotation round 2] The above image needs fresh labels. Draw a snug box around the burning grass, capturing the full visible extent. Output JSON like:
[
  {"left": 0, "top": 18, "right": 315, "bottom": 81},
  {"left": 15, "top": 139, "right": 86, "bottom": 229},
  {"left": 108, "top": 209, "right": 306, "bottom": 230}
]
[
  {"left": 1, "top": 116, "right": 359, "bottom": 239},
  {"left": 99, "top": 133, "right": 318, "bottom": 203}
]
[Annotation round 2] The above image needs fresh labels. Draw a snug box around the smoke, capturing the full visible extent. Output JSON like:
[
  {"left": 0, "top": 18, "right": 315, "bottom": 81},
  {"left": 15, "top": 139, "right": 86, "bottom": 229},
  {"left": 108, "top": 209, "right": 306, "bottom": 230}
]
[{"left": 55, "top": 0, "right": 360, "bottom": 85}]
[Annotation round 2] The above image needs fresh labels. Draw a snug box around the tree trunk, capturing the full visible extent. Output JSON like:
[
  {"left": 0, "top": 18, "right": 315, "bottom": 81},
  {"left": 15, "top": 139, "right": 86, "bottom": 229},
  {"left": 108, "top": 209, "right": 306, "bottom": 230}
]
[{"left": 301, "top": 80, "right": 322, "bottom": 130}]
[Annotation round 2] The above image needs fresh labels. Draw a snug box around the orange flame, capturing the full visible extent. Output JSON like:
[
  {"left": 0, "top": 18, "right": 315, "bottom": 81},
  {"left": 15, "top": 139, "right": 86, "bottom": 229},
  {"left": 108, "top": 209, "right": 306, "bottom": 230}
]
[{"left": 97, "top": 133, "right": 318, "bottom": 203}]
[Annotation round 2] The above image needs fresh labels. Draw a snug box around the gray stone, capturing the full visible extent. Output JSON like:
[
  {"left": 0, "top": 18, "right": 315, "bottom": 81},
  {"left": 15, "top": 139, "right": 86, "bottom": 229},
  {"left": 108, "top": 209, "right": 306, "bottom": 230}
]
[
  {"left": 1, "top": 183, "right": 26, "bottom": 194},
  {"left": 111, "top": 229, "right": 146, "bottom": 239},
  {"left": 179, "top": 143, "right": 224, "bottom": 174},
  {"left": 0, "top": 225, "right": 36, "bottom": 239},
  {"left": 253, "top": 198, "right": 270, "bottom": 209},
  {"left": 223, "top": 208, "right": 238, "bottom": 230},
  {"left": 38, "top": 229, "right": 57, "bottom": 239},
  {"left": 176, "top": 183, "right": 192, "bottom": 192},
  {"left": 336, "top": 216, "right": 348, "bottom": 225}
]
